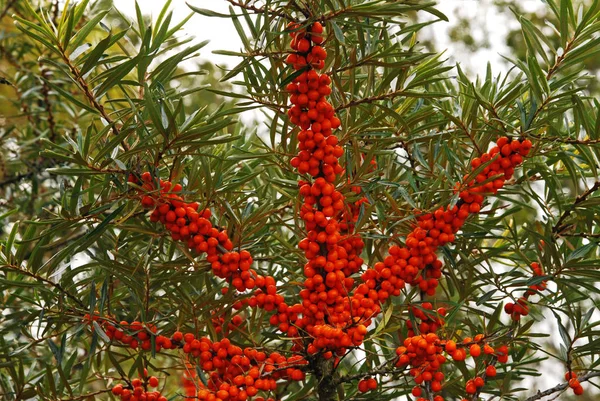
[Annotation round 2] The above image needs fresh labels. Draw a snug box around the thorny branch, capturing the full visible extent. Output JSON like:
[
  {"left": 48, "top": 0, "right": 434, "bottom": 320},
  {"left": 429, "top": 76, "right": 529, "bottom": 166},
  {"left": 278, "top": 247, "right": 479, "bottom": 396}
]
[
  {"left": 335, "top": 357, "right": 399, "bottom": 384},
  {"left": 553, "top": 181, "right": 600, "bottom": 235}
]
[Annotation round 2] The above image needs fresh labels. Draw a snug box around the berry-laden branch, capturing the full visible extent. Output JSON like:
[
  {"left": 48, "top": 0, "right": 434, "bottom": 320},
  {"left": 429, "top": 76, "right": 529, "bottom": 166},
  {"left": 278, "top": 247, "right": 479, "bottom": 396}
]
[{"left": 81, "top": 14, "right": 575, "bottom": 401}]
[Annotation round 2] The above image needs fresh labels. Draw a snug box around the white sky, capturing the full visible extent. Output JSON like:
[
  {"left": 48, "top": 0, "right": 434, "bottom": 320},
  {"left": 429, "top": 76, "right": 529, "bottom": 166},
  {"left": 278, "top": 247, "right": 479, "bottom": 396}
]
[
  {"left": 118, "top": 0, "right": 242, "bottom": 68},
  {"left": 116, "top": 0, "right": 548, "bottom": 76}
]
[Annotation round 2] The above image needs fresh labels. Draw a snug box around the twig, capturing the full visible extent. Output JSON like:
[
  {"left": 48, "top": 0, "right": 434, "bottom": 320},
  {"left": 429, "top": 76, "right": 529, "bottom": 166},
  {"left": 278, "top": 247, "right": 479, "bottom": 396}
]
[
  {"left": 553, "top": 181, "right": 600, "bottom": 235},
  {"left": 1, "top": 263, "right": 85, "bottom": 308},
  {"left": 562, "top": 232, "right": 600, "bottom": 239},
  {"left": 39, "top": 62, "right": 57, "bottom": 142},
  {"left": 58, "top": 389, "right": 112, "bottom": 401},
  {"left": 55, "top": 43, "right": 130, "bottom": 151},
  {"left": 335, "top": 357, "right": 399, "bottom": 384},
  {"left": 335, "top": 89, "right": 415, "bottom": 111},
  {"left": 0, "top": 172, "right": 34, "bottom": 188},
  {"left": 225, "top": 0, "right": 293, "bottom": 20},
  {"left": 524, "top": 371, "right": 600, "bottom": 401},
  {"left": 528, "top": 133, "right": 600, "bottom": 145},
  {"left": 546, "top": 37, "right": 575, "bottom": 80}
]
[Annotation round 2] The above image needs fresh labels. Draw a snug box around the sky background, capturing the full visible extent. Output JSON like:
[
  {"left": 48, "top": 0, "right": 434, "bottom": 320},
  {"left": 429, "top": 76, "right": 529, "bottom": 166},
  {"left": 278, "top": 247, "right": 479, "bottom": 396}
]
[{"left": 117, "top": 0, "right": 546, "bottom": 76}]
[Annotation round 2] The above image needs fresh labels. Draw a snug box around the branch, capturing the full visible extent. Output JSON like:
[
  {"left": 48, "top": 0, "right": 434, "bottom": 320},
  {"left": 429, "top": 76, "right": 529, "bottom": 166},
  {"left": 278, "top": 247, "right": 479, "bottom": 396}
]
[
  {"left": 553, "top": 181, "right": 600, "bottom": 235},
  {"left": 335, "top": 357, "right": 398, "bottom": 384},
  {"left": 59, "top": 389, "right": 112, "bottom": 401},
  {"left": 55, "top": 44, "right": 130, "bottom": 152},
  {"left": 225, "top": 0, "right": 294, "bottom": 20},
  {"left": 0, "top": 172, "right": 34, "bottom": 188},
  {"left": 1, "top": 264, "right": 85, "bottom": 309},
  {"left": 563, "top": 232, "right": 600, "bottom": 239},
  {"left": 335, "top": 89, "right": 415, "bottom": 111},
  {"left": 39, "top": 63, "right": 57, "bottom": 142},
  {"left": 528, "top": 133, "right": 600, "bottom": 145},
  {"left": 524, "top": 371, "right": 600, "bottom": 401},
  {"left": 546, "top": 37, "right": 575, "bottom": 80}
]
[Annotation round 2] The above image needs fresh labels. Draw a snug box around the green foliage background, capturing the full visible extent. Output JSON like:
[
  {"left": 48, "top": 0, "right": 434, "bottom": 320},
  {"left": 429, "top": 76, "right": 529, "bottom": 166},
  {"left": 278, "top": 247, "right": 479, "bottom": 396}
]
[{"left": 0, "top": 0, "right": 599, "bottom": 400}]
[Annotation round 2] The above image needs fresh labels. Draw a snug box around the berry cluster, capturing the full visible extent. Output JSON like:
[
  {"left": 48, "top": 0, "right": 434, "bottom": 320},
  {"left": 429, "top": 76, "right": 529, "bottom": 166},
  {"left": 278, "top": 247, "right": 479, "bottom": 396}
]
[
  {"left": 396, "top": 333, "right": 446, "bottom": 394},
  {"left": 504, "top": 262, "right": 547, "bottom": 321},
  {"left": 396, "top": 333, "right": 509, "bottom": 400},
  {"left": 284, "top": 20, "right": 374, "bottom": 357},
  {"left": 282, "top": 18, "right": 536, "bottom": 400},
  {"left": 84, "top": 314, "right": 176, "bottom": 352},
  {"left": 357, "top": 377, "right": 378, "bottom": 393},
  {"left": 357, "top": 137, "right": 533, "bottom": 306},
  {"left": 111, "top": 375, "right": 166, "bottom": 401},
  {"left": 286, "top": 21, "right": 325, "bottom": 70},
  {"left": 177, "top": 336, "right": 306, "bottom": 401},
  {"left": 130, "top": 171, "right": 280, "bottom": 295},
  {"left": 566, "top": 371, "right": 584, "bottom": 396}
]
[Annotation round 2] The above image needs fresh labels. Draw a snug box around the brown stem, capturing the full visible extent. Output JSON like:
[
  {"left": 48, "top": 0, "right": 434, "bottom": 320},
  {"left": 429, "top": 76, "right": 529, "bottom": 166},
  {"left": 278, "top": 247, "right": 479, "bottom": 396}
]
[
  {"left": 59, "top": 389, "right": 112, "bottom": 401},
  {"left": 1, "top": 264, "right": 85, "bottom": 308},
  {"left": 315, "top": 356, "right": 337, "bottom": 401},
  {"left": 336, "top": 357, "right": 399, "bottom": 384},
  {"left": 553, "top": 181, "right": 600, "bottom": 235},
  {"left": 335, "top": 89, "right": 411, "bottom": 111},
  {"left": 225, "top": 0, "right": 293, "bottom": 20},
  {"left": 55, "top": 44, "right": 130, "bottom": 151},
  {"left": 39, "top": 63, "right": 57, "bottom": 142},
  {"left": 528, "top": 132, "right": 600, "bottom": 145}
]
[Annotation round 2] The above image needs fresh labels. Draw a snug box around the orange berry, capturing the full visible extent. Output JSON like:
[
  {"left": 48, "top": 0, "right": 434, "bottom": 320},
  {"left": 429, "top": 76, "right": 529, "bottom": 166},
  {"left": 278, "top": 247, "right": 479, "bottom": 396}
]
[
  {"left": 112, "top": 384, "right": 123, "bottom": 395},
  {"left": 469, "top": 344, "right": 481, "bottom": 357}
]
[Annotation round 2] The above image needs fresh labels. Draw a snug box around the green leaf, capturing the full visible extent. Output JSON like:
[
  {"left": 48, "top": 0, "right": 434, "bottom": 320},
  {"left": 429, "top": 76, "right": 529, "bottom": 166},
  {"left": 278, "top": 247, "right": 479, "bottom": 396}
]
[
  {"left": 94, "top": 56, "right": 140, "bottom": 97},
  {"left": 331, "top": 21, "right": 346, "bottom": 44},
  {"left": 68, "top": 10, "right": 110, "bottom": 53}
]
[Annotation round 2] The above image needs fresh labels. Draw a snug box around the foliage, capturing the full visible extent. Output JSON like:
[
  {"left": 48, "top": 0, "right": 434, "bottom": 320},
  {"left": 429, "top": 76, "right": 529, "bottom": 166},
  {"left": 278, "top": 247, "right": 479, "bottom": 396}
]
[{"left": 0, "top": 1, "right": 599, "bottom": 401}]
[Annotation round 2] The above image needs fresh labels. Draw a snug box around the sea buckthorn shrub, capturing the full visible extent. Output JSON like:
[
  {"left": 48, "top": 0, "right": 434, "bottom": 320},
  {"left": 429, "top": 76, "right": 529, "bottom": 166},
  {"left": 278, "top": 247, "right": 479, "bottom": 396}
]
[{"left": 1, "top": 1, "right": 599, "bottom": 401}]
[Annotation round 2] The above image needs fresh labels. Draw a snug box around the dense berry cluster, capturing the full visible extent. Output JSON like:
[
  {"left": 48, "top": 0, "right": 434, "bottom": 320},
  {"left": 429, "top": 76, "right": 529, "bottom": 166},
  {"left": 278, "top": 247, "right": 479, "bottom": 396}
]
[
  {"left": 282, "top": 18, "right": 538, "bottom": 400},
  {"left": 176, "top": 336, "right": 306, "bottom": 401},
  {"left": 129, "top": 171, "right": 280, "bottom": 294},
  {"left": 84, "top": 314, "right": 307, "bottom": 401},
  {"left": 504, "top": 262, "right": 548, "bottom": 321},
  {"left": 111, "top": 374, "right": 166, "bottom": 401},
  {"left": 283, "top": 20, "right": 376, "bottom": 358},
  {"left": 396, "top": 333, "right": 446, "bottom": 394},
  {"left": 379, "top": 136, "right": 531, "bottom": 398}
]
